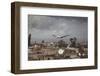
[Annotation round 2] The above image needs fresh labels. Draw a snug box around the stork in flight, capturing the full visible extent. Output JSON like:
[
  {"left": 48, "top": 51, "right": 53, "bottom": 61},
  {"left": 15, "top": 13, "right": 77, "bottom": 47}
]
[{"left": 52, "top": 34, "right": 70, "bottom": 38}]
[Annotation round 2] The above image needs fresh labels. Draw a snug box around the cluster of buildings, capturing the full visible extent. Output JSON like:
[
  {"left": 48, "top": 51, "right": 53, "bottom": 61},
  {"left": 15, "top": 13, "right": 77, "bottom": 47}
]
[{"left": 28, "top": 34, "right": 88, "bottom": 60}]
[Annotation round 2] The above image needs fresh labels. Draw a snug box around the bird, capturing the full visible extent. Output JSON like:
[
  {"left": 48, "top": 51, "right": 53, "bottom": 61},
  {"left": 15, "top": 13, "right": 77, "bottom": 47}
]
[{"left": 52, "top": 34, "right": 70, "bottom": 38}]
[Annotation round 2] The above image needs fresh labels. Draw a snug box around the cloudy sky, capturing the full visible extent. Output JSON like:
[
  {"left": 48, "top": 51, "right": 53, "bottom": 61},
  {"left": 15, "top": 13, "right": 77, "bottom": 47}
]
[{"left": 28, "top": 15, "right": 88, "bottom": 43}]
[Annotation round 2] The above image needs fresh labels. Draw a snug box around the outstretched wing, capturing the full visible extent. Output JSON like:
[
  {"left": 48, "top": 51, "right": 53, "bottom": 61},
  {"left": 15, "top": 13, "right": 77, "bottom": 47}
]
[
  {"left": 60, "top": 35, "right": 70, "bottom": 38},
  {"left": 52, "top": 34, "right": 60, "bottom": 38},
  {"left": 52, "top": 34, "right": 70, "bottom": 38}
]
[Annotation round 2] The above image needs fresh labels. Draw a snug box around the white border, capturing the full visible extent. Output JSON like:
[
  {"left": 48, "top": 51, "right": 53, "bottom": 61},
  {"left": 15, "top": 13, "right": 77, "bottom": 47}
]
[{"left": 20, "top": 7, "right": 95, "bottom": 70}]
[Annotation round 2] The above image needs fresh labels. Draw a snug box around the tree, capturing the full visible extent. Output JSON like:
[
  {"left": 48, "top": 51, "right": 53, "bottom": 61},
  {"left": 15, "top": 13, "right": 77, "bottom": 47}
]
[{"left": 70, "top": 37, "right": 77, "bottom": 48}]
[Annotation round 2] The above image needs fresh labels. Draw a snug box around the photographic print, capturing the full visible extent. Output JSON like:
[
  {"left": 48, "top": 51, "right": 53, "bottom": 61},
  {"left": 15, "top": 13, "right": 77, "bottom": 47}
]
[
  {"left": 28, "top": 15, "right": 88, "bottom": 61},
  {"left": 11, "top": 2, "right": 97, "bottom": 74}
]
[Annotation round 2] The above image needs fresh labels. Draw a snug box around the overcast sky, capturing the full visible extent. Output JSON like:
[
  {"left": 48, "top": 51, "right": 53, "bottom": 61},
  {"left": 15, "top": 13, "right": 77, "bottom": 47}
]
[{"left": 28, "top": 15, "right": 88, "bottom": 43}]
